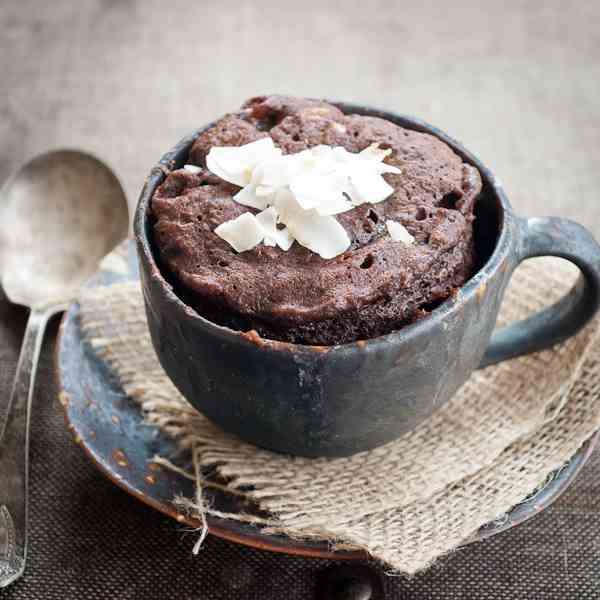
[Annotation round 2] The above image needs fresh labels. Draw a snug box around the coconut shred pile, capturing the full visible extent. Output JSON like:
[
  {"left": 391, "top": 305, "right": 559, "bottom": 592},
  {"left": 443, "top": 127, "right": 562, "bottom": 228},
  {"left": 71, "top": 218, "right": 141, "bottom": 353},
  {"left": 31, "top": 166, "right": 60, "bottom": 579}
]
[{"left": 191, "top": 138, "right": 415, "bottom": 259}]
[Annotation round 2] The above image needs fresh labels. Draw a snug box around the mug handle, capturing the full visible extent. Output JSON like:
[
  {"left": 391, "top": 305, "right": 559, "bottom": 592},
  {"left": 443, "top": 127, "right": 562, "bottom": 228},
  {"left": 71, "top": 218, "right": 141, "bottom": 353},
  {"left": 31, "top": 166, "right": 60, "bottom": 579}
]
[{"left": 480, "top": 217, "right": 600, "bottom": 368}]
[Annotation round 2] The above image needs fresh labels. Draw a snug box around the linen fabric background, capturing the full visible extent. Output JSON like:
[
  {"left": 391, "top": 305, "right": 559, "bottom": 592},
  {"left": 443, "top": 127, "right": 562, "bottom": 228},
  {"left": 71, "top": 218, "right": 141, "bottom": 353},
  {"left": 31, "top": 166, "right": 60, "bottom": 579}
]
[{"left": 2, "top": 0, "right": 600, "bottom": 598}]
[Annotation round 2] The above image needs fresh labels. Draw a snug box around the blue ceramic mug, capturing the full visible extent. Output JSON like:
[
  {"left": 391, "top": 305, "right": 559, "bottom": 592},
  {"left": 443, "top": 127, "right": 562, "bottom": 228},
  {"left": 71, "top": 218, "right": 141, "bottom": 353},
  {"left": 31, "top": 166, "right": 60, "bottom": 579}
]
[{"left": 135, "top": 103, "right": 600, "bottom": 457}]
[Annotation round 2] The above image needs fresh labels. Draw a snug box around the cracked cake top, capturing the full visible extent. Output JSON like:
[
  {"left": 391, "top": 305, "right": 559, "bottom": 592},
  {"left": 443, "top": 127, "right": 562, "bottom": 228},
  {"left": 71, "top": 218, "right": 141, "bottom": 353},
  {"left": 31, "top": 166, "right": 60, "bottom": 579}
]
[{"left": 151, "top": 95, "right": 481, "bottom": 345}]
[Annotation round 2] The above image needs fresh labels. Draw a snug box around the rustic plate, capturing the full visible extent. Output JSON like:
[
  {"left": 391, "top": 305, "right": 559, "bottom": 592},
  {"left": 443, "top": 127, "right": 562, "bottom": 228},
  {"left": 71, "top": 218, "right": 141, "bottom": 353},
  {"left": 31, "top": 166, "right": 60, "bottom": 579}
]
[{"left": 55, "top": 240, "right": 599, "bottom": 560}]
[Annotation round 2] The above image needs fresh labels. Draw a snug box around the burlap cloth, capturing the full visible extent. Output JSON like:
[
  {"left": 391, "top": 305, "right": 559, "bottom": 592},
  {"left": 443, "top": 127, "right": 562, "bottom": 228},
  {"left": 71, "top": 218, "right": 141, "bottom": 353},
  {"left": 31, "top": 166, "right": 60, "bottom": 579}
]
[{"left": 78, "top": 253, "right": 600, "bottom": 575}]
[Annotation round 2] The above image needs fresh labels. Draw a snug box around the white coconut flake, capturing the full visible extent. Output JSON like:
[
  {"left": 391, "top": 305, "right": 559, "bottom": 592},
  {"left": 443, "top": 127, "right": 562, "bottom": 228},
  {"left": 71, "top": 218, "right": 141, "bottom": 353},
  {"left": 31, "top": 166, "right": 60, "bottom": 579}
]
[
  {"left": 377, "top": 162, "right": 402, "bottom": 175},
  {"left": 233, "top": 184, "right": 271, "bottom": 210},
  {"left": 349, "top": 167, "right": 396, "bottom": 205},
  {"left": 206, "top": 137, "right": 282, "bottom": 186},
  {"left": 255, "top": 206, "right": 278, "bottom": 233},
  {"left": 310, "top": 144, "right": 336, "bottom": 161},
  {"left": 359, "top": 143, "right": 392, "bottom": 162},
  {"left": 287, "top": 211, "right": 350, "bottom": 259},
  {"left": 314, "top": 193, "right": 354, "bottom": 216},
  {"left": 273, "top": 187, "right": 303, "bottom": 224},
  {"left": 256, "top": 206, "right": 277, "bottom": 246},
  {"left": 253, "top": 154, "right": 302, "bottom": 189},
  {"left": 183, "top": 164, "right": 202, "bottom": 174},
  {"left": 275, "top": 227, "right": 294, "bottom": 251},
  {"left": 206, "top": 139, "right": 402, "bottom": 258},
  {"left": 274, "top": 190, "right": 350, "bottom": 259},
  {"left": 386, "top": 220, "right": 415, "bottom": 245},
  {"left": 214, "top": 212, "right": 264, "bottom": 253},
  {"left": 290, "top": 171, "right": 352, "bottom": 215},
  {"left": 256, "top": 206, "right": 294, "bottom": 250}
]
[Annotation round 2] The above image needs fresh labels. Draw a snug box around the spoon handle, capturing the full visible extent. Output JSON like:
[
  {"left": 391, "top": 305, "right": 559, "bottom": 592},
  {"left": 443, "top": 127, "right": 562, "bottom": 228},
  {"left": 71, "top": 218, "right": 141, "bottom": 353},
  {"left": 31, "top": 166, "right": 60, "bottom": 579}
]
[{"left": 0, "top": 308, "right": 51, "bottom": 588}]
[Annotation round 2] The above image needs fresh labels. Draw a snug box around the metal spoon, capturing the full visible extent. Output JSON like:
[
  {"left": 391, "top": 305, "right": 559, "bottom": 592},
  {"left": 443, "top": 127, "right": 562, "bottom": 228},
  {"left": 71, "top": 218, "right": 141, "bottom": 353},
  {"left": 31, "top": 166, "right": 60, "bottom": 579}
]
[{"left": 0, "top": 150, "right": 129, "bottom": 587}]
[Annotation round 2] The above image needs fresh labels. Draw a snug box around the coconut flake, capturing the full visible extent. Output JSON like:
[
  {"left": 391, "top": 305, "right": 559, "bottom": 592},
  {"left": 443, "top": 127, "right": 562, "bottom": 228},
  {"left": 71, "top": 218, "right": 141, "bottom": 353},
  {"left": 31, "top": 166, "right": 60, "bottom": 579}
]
[
  {"left": 360, "top": 143, "right": 392, "bottom": 161},
  {"left": 386, "top": 220, "right": 415, "bottom": 245},
  {"left": 276, "top": 227, "right": 294, "bottom": 251},
  {"left": 183, "top": 164, "right": 202, "bottom": 174},
  {"left": 256, "top": 206, "right": 294, "bottom": 250},
  {"left": 233, "top": 184, "right": 271, "bottom": 210},
  {"left": 349, "top": 166, "right": 396, "bottom": 205},
  {"left": 206, "top": 137, "right": 282, "bottom": 186},
  {"left": 214, "top": 212, "right": 264, "bottom": 252},
  {"left": 273, "top": 187, "right": 303, "bottom": 223},
  {"left": 274, "top": 190, "right": 350, "bottom": 258},
  {"left": 286, "top": 210, "right": 350, "bottom": 259},
  {"left": 358, "top": 143, "right": 401, "bottom": 170},
  {"left": 255, "top": 206, "right": 278, "bottom": 234},
  {"left": 254, "top": 154, "right": 301, "bottom": 188},
  {"left": 290, "top": 171, "right": 353, "bottom": 215},
  {"left": 207, "top": 138, "right": 403, "bottom": 258}
]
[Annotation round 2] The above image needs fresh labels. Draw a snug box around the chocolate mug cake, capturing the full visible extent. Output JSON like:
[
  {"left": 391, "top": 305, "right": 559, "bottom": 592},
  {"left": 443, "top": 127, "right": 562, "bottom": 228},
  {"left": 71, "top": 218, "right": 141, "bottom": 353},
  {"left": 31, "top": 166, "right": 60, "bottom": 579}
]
[
  {"left": 136, "top": 97, "right": 600, "bottom": 456},
  {"left": 150, "top": 96, "right": 481, "bottom": 345}
]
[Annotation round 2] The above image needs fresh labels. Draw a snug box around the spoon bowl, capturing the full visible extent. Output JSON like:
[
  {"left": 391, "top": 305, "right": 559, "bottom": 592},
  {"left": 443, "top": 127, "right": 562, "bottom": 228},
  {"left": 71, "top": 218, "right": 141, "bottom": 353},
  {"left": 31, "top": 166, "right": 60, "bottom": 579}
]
[
  {"left": 0, "top": 150, "right": 128, "bottom": 309},
  {"left": 0, "top": 150, "right": 128, "bottom": 587}
]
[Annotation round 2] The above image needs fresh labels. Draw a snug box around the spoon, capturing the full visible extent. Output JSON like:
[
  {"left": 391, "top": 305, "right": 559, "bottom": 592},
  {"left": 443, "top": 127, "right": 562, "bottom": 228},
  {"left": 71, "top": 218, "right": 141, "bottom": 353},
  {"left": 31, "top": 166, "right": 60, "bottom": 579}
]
[{"left": 0, "top": 150, "right": 129, "bottom": 587}]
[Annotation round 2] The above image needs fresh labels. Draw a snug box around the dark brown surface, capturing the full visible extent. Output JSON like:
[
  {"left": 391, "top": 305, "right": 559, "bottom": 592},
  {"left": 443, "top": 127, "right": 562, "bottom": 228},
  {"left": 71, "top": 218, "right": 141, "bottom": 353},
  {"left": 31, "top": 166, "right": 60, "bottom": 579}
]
[
  {"left": 151, "top": 96, "right": 480, "bottom": 345},
  {"left": 3, "top": 292, "right": 600, "bottom": 598}
]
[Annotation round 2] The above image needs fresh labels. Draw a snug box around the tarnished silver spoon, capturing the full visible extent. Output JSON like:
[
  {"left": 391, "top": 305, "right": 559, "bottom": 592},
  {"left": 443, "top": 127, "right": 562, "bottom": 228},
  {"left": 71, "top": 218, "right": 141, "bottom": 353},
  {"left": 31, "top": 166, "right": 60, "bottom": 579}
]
[{"left": 0, "top": 150, "right": 128, "bottom": 587}]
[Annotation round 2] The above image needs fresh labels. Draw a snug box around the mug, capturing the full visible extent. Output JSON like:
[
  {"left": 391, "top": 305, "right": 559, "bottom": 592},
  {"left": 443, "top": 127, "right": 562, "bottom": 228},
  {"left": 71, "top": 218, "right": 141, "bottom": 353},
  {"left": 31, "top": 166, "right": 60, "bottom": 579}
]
[{"left": 134, "top": 103, "right": 600, "bottom": 458}]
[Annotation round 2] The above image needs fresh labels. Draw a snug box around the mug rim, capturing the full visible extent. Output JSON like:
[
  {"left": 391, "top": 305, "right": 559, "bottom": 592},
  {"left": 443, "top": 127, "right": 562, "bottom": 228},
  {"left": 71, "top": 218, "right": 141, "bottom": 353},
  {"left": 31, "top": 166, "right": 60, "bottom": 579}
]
[{"left": 134, "top": 102, "right": 516, "bottom": 355}]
